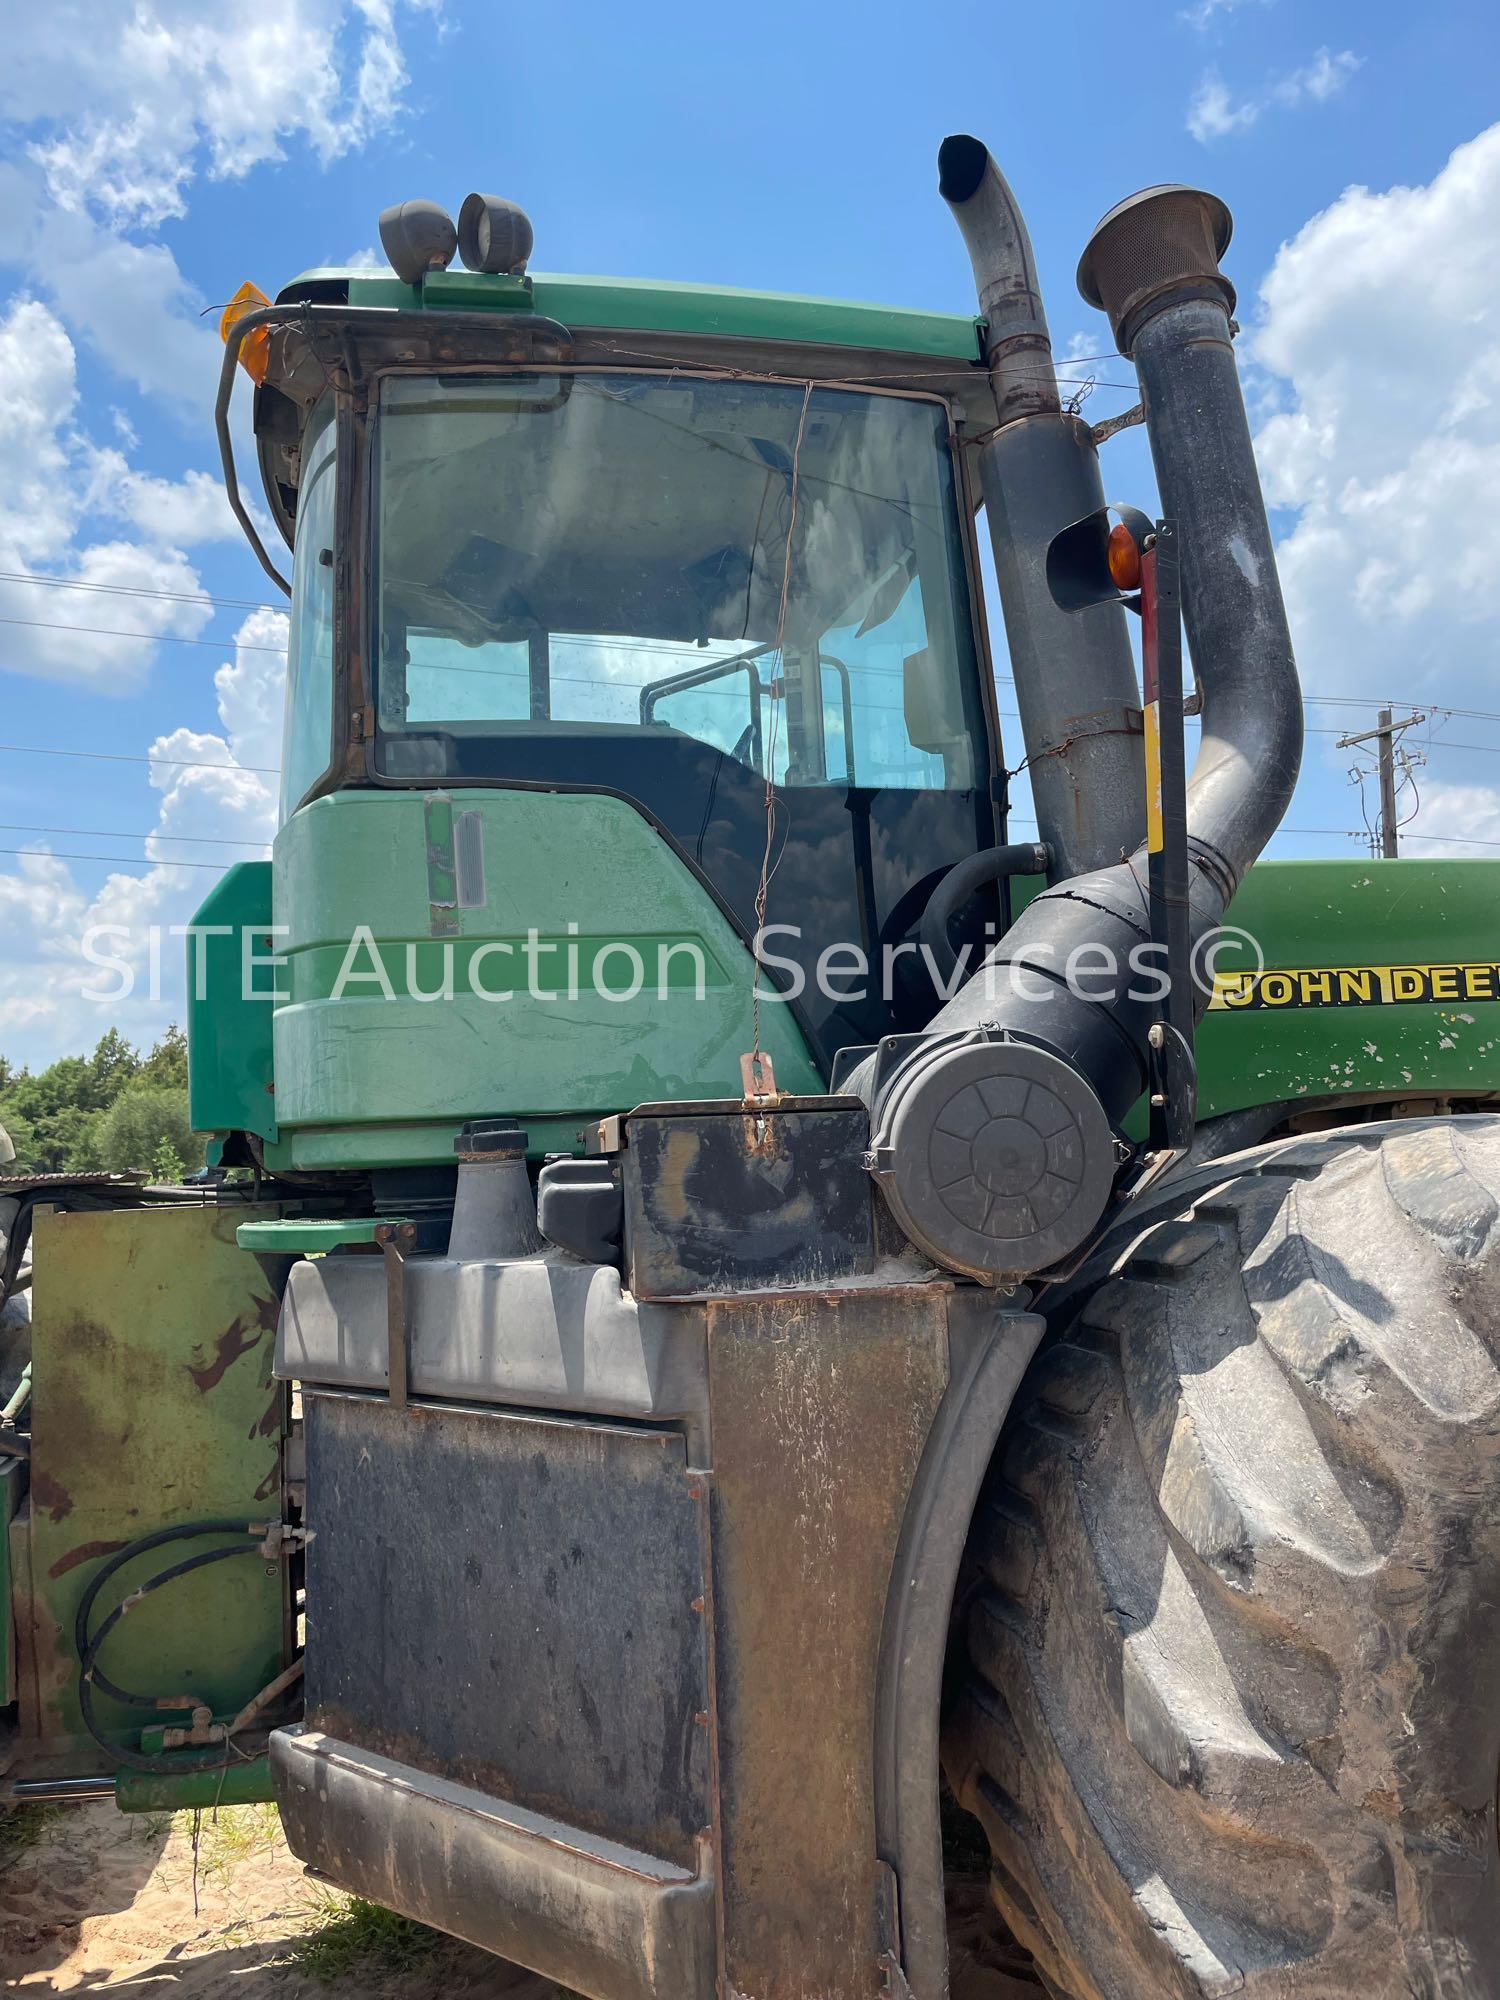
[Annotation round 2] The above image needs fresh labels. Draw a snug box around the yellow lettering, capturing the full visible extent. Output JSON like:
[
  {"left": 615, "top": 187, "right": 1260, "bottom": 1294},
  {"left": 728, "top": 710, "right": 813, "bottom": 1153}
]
[
  {"left": 1391, "top": 967, "right": 1427, "bottom": 1001},
  {"left": 1336, "top": 969, "right": 1374, "bottom": 1003},
  {"left": 1429, "top": 965, "right": 1460, "bottom": 1001},
  {"left": 1260, "top": 972, "right": 1294, "bottom": 1007}
]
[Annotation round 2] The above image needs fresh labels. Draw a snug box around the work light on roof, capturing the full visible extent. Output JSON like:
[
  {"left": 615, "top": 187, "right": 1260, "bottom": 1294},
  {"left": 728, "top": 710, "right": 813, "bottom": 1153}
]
[
  {"left": 377, "top": 198, "right": 458, "bottom": 285},
  {"left": 457, "top": 194, "right": 534, "bottom": 276}
]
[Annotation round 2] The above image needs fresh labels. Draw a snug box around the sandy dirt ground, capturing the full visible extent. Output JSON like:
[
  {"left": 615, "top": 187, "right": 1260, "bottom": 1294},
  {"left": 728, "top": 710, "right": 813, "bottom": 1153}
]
[
  {"left": 0, "top": 1801, "right": 1039, "bottom": 1998},
  {"left": 0, "top": 1801, "right": 554, "bottom": 1997}
]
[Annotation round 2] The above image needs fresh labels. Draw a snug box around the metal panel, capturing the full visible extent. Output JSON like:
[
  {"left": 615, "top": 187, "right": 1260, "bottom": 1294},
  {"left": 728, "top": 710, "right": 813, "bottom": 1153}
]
[
  {"left": 1, "top": 1453, "right": 21, "bottom": 1706},
  {"left": 17, "top": 1204, "right": 289, "bottom": 1767},
  {"left": 185, "top": 861, "right": 277, "bottom": 1142},
  {"left": 275, "top": 1728, "right": 716, "bottom": 2000},
  {"left": 266, "top": 788, "right": 821, "bottom": 1172},
  {"left": 873, "top": 1297, "right": 1047, "bottom": 1999},
  {"left": 625, "top": 1104, "right": 875, "bottom": 1299},
  {"left": 278, "top": 1254, "right": 710, "bottom": 1442},
  {"left": 303, "top": 1395, "right": 710, "bottom": 1867},
  {"left": 706, "top": 1285, "right": 952, "bottom": 2000}
]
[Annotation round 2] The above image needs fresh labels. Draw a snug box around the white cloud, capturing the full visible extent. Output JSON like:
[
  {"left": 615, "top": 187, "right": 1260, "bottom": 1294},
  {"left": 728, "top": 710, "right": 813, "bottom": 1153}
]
[
  {"left": 1397, "top": 779, "right": 1500, "bottom": 857},
  {"left": 0, "top": 296, "right": 255, "bottom": 688},
  {"left": 90, "top": 462, "right": 241, "bottom": 548},
  {"left": 1188, "top": 48, "right": 1360, "bottom": 142},
  {"left": 1279, "top": 47, "right": 1361, "bottom": 106},
  {"left": 0, "top": 3, "right": 437, "bottom": 412},
  {"left": 0, "top": 0, "right": 431, "bottom": 1065},
  {"left": 1253, "top": 123, "right": 1500, "bottom": 714},
  {"left": 7, "top": 1, "right": 435, "bottom": 231},
  {"left": 1187, "top": 75, "right": 1259, "bottom": 143},
  {"left": 1249, "top": 124, "right": 1500, "bottom": 857},
  {"left": 1179, "top": 0, "right": 1270, "bottom": 27},
  {"left": 0, "top": 610, "right": 283, "bottom": 1066}
]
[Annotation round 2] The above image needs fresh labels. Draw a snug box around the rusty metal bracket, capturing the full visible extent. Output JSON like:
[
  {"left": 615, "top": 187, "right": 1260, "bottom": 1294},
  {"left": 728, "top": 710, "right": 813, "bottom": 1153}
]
[
  {"left": 1090, "top": 400, "right": 1145, "bottom": 446},
  {"left": 738, "top": 1050, "right": 782, "bottom": 1106},
  {"left": 588, "top": 1114, "right": 627, "bottom": 1156},
  {"left": 374, "top": 1222, "right": 417, "bottom": 1409}
]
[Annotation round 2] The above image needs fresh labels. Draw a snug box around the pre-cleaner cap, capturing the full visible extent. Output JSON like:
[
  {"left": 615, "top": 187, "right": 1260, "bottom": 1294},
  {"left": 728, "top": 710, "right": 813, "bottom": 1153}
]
[{"left": 1077, "top": 184, "right": 1234, "bottom": 354}]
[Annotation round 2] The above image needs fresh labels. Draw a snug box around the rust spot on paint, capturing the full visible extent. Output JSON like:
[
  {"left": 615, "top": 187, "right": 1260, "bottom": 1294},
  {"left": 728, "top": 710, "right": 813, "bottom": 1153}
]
[
  {"left": 188, "top": 1294, "right": 277, "bottom": 1393},
  {"left": 250, "top": 1391, "right": 283, "bottom": 1441},
  {"left": 47, "top": 1537, "right": 128, "bottom": 1580},
  {"left": 29, "top": 1469, "right": 73, "bottom": 1523}
]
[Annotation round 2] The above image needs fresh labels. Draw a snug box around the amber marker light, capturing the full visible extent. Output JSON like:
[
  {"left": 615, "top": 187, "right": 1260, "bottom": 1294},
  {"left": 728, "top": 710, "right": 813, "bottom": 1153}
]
[
  {"left": 220, "top": 281, "right": 273, "bottom": 384},
  {"left": 1107, "top": 518, "right": 1143, "bottom": 592}
]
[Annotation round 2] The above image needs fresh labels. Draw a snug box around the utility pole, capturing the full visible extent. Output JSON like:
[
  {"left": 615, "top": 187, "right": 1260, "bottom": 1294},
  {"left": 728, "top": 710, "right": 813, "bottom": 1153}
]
[
  {"left": 1338, "top": 708, "right": 1426, "bottom": 858},
  {"left": 1376, "top": 706, "right": 1399, "bottom": 859}
]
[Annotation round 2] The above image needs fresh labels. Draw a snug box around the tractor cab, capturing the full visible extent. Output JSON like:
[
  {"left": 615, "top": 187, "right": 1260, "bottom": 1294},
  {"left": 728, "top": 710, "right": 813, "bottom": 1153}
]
[{"left": 202, "top": 241, "right": 1017, "bottom": 1176}]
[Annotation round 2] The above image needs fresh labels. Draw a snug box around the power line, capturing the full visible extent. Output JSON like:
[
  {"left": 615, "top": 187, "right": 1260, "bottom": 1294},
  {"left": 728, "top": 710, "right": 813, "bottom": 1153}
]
[
  {"left": 0, "top": 742, "right": 279, "bottom": 774},
  {"left": 0, "top": 844, "right": 239, "bottom": 873},
  {"left": 0, "top": 569, "right": 281, "bottom": 616},
  {"left": 1392, "top": 827, "right": 1500, "bottom": 850},
  {"left": 0, "top": 822, "right": 270, "bottom": 849},
  {"left": 0, "top": 615, "right": 286, "bottom": 654}
]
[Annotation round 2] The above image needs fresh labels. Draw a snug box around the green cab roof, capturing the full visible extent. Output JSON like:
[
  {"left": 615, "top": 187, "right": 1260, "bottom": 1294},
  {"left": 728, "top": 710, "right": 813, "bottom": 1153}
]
[{"left": 276, "top": 264, "right": 987, "bottom": 364}]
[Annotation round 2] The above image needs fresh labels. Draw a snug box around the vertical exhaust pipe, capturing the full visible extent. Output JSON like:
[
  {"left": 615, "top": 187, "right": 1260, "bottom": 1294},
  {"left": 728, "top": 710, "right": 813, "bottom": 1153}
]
[
  {"left": 1078, "top": 186, "right": 1302, "bottom": 881},
  {"left": 852, "top": 177, "right": 1302, "bottom": 1283},
  {"left": 938, "top": 136, "right": 1144, "bottom": 881}
]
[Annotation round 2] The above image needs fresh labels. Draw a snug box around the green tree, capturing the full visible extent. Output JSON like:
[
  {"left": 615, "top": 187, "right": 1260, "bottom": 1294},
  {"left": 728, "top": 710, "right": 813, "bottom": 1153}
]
[
  {"left": 88, "top": 1028, "right": 141, "bottom": 1104},
  {"left": 93, "top": 1084, "right": 200, "bottom": 1178},
  {"left": 0, "top": 1028, "right": 197, "bottom": 1174},
  {"left": 139, "top": 1025, "right": 188, "bottom": 1091}
]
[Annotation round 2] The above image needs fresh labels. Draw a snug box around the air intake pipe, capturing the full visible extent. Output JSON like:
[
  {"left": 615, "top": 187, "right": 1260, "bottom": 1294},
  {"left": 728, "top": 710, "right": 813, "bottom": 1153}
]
[
  {"left": 852, "top": 179, "right": 1302, "bottom": 1283},
  {"left": 938, "top": 135, "right": 1144, "bottom": 881}
]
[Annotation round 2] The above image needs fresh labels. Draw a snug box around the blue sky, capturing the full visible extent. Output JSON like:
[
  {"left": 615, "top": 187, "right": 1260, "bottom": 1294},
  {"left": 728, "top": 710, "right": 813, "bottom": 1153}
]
[{"left": 3, "top": 0, "right": 1499, "bottom": 1066}]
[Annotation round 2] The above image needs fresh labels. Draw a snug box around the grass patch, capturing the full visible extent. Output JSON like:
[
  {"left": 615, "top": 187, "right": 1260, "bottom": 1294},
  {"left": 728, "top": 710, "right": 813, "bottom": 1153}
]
[
  {"left": 0, "top": 1803, "right": 58, "bottom": 1866},
  {"left": 293, "top": 1888, "right": 449, "bottom": 1984}
]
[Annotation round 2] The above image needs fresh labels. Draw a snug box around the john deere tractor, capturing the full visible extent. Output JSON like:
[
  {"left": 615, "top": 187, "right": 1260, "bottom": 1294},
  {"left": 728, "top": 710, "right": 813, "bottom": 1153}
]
[{"left": 4, "top": 137, "right": 1500, "bottom": 1999}]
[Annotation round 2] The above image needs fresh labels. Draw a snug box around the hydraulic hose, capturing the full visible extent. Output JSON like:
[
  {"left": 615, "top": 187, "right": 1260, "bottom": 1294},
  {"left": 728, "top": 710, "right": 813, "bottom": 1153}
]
[
  {"left": 919, "top": 842, "right": 1050, "bottom": 981},
  {"left": 75, "top": 1520, "right": 295, "bottom": 1775}
]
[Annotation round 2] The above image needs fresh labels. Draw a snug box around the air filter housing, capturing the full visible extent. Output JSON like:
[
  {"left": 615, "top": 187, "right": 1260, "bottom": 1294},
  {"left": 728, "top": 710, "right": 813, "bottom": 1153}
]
[{"left": 863, "top": 1030, "right": 1115, "bottom": 1282}]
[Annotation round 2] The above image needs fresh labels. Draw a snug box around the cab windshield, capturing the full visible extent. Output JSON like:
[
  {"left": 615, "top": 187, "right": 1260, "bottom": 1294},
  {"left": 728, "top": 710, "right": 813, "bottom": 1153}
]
[{"left": 369, "top": 369, "right": 996, "bottom": 1064}]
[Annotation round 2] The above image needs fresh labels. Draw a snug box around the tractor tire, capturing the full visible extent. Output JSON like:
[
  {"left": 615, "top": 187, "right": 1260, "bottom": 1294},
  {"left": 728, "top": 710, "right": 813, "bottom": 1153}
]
[{"left": 943, "top": 1115, "right": 1500, "bottom": 1999}]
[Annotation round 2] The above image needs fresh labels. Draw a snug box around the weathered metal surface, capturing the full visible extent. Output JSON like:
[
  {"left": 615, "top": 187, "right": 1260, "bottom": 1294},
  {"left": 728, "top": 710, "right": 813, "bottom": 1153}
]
[
  {"left": 872, "top": 1295, "right": 1047, "bottom": 2000},
  {"left": 275, "top": 1728, "right": 717, "bottom": 2000},
  {"left": 116, "top": 1752, "right": 274, "bottom": 1814},
  {"left": 1, "top": 1452, "right": 21, "bottom": 1706},
  {"left": 301, "top": 1395, "right": 711, "bottom": 1867},
  {"left": 624, "top": 1103, "right": 875, "bottom": 1299},
  {"left": 705, "top": 1284, "right": 952, "bottom": 2000},
  {"left": 0, "top": 1172, "right": 144, "bottom": 1192},
  {"left": 276, "top": 1254, "right": 712, "bottom": 1445},
  {"left": 14, "top": 1204, "right": 290, "bottom": 1771}
]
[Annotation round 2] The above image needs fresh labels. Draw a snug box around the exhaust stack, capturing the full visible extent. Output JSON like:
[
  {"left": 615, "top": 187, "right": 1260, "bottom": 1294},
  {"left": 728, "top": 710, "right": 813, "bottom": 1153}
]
[
  {"left": 854, "top": 172, "right": 1302, "bottom": 1283},
  {"left": 938, "top": 136, "right": 1144, "bottom": 882}
]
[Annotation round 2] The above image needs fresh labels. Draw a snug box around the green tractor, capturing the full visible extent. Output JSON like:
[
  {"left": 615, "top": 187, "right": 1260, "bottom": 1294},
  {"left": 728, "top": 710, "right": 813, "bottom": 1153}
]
[{"left": 4, "top": 136, "right": 1500, "bottom": 1998}]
